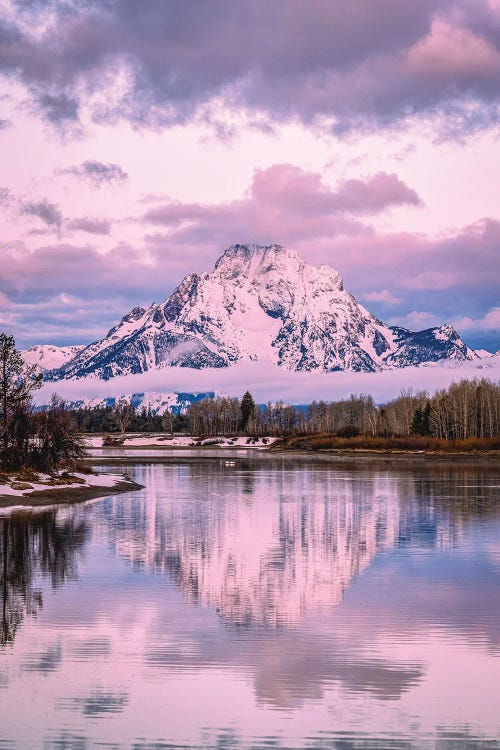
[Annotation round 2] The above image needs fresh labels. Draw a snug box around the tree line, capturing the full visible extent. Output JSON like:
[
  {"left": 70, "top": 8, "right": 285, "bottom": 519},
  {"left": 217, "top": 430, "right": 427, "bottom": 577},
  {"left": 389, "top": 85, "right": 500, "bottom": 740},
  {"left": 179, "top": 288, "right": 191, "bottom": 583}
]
[
  {"left": 65, "top": 380, "right": 500, "bottom": 440},
  {"left": 182, "top": 381, "right": 499, "bottom": 439}
]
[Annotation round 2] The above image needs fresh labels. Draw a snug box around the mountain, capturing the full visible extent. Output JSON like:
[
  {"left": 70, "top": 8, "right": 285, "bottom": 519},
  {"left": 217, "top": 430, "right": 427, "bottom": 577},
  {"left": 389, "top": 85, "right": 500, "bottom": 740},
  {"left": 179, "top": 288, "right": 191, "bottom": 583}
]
[
  {"left": 22, "top": 344, "right": 85, "bottom": 372},
  {"left": 44, "top": 243, "right": 477, "bottom": 381},
  {"left": 59, "top": 391, "right": 215, "bottom": 415}
]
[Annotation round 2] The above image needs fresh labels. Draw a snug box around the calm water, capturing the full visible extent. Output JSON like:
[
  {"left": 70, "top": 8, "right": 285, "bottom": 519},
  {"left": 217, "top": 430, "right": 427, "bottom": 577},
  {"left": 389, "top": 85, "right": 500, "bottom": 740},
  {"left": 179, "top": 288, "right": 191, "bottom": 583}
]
[{"left": 1, "top": 455, "right": 499, "bottom": 749}]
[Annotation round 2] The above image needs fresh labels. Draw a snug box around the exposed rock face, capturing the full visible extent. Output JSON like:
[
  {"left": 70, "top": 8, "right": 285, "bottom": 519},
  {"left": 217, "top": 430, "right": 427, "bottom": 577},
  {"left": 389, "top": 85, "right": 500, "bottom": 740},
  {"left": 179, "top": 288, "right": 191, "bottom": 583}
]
[{"left": 43, "top": 243, "right": 476, "bottom": 381}]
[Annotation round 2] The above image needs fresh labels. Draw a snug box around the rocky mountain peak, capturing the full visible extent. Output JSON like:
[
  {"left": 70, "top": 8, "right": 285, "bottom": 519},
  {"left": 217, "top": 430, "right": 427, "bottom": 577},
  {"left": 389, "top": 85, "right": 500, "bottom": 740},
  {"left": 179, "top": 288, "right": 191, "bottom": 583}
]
[{"left": 42, "top": 243, "right": 476, "bottom": 381}]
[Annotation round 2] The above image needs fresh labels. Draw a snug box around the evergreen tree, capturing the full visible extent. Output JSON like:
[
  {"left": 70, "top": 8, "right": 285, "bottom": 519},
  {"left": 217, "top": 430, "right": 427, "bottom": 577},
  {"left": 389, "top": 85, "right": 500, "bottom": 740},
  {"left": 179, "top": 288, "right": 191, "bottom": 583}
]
[
  {"left": 421, "top": 402, "right": 432, "bottom": 436},
  {"left": 239, "top": 391, "right": 255, "bottom": 432},
  {"left": 411, "top": 403, "right": 432, "bottom": 436},
  {"left": 411, "top": 407, "right": 423, "bottom": 435}
]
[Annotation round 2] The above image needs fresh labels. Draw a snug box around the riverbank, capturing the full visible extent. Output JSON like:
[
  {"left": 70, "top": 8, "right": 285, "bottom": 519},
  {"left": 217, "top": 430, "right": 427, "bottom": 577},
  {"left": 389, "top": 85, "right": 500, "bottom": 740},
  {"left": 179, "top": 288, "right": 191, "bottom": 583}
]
[
  {"left": 269, "top": 434, "right": 500, "bottom": 455},
  {"left": 84, "top": 434, "right": 278, "bottom": 449},
  {"left": 87, "top": 449, "right": 500, "bottom": 471},
  {"left": 0, "top": 471, "right": 143, "bottom": 509},
  {"left": 82, "top": 433, "right": 500, "bottom": 456}
]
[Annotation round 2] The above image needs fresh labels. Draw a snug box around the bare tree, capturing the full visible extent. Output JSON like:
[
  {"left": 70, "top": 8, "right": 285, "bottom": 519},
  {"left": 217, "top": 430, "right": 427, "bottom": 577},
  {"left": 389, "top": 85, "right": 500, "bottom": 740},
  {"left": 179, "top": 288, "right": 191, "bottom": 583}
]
[
  {"left": 0, "top": 333, "right": 42, "bottom": 466},
  {"left": 112, "top": 399, "right": 135, "bottom": 433}
]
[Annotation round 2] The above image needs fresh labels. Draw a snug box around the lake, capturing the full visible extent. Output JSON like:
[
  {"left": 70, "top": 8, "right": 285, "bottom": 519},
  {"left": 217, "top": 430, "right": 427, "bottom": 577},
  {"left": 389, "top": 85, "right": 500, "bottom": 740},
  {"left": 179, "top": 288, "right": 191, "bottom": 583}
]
[{"left": 1, "top": 454, "right": 499, "bottom": 749}]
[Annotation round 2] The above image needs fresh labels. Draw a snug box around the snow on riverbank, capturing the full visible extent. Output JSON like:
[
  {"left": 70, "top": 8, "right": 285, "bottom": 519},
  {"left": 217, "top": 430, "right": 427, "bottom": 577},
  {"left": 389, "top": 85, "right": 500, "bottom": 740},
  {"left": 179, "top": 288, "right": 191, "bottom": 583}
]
[
  {"left": 0, "top": 471, "right": 139, "bottom": 503},
  {"left": 84, "top": 435, "right": 278, "bottom": 449}
]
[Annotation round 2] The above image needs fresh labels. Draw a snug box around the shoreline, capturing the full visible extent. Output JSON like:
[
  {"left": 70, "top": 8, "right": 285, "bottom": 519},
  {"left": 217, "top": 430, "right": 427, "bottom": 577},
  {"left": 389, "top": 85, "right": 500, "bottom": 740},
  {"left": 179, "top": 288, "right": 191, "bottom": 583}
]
[
  {"left": 270, "top": 447, "right": 500, "bottom": 460},
  {"left": 0, "top": 475, "right": 144, "bottom": 510},
  {"left": 88, "top": 447, "right": 500, "bottom": 467}
]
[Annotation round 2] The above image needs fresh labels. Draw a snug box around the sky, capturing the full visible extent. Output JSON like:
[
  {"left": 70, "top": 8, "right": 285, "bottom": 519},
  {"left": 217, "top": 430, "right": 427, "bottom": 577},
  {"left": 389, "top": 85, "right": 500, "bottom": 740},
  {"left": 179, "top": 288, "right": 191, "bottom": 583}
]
[{"left": 0, "top": 0, "right": 499, "bottom": 353}]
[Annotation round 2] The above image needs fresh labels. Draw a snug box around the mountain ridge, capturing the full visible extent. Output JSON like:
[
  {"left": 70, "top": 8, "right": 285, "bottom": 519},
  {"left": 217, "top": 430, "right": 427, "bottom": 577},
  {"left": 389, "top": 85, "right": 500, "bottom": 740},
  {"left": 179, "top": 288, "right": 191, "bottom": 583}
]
[{"left": 31, "top": 243, "right": 476, "bottom": 381}]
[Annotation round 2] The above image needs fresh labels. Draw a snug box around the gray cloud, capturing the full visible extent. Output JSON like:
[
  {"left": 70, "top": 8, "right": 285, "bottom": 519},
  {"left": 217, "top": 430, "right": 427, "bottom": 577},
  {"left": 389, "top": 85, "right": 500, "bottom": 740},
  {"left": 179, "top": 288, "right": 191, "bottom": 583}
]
[
  {"left": 21, "top": 198, "right": 63, "bottom": 228},
  {"left": 0, "top": 118, "right": 12, "bottom": 129},
  {"left": 36, "top": 91, "right": 79, "bottom": 124},
  {"left": 1, "top": 1, "right": 499, "bottom": 136},
  {"left": 66, "top": 216, "right": 111, "bottom": 235},
  {"left": 59, "top": 160, "right": 128, "bottom": 185}
]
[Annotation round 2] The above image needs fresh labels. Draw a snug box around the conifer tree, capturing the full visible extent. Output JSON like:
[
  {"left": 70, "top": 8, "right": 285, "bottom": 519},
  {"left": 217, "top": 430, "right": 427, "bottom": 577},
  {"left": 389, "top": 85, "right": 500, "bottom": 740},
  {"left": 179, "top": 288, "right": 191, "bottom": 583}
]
[{"left": 239, "top": 391, "right": 255, "bottom": 432}]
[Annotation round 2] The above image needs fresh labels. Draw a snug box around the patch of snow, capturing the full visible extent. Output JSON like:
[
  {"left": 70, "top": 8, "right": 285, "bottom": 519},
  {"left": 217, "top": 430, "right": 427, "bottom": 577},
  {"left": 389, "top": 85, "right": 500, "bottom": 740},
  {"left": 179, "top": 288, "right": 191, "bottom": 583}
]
[
  {"left": 83, "top": 436, "right": 104, "bottom": 447},
  {"left": 123, "top": 435, "right": 195, "bottom": 446},
  {"left": 80, "top": 473, "right": 130, "bottom": 487},
  {"left": 22, "top": 344, "right": 85, "bottom": 372},
  {"left": 90, "top": 434, "right": 279, "bottom": 449},
  {"left": 0, "top": 472, "right": 133, "bottom": 499}
]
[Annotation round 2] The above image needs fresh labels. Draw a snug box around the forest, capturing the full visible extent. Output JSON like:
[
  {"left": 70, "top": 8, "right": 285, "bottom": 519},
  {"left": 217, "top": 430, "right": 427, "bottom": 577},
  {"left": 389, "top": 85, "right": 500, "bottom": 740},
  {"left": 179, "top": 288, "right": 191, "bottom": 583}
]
[{"left": 69, "top": 380, "right": 500, "bottom": 442}]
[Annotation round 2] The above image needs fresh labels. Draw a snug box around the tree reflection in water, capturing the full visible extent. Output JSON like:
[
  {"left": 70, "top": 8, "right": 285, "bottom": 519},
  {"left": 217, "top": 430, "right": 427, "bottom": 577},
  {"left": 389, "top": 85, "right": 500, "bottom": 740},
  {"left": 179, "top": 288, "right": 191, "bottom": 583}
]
[{"left": 0, "top": 509, "right": 90, "bottom": 645}]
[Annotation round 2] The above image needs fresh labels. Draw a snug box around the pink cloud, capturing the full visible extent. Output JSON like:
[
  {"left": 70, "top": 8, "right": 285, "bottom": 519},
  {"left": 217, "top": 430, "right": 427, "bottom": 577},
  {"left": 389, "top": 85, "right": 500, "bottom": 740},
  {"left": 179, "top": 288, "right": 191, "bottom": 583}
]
[
  {"left": 403, "top": 271, "right": 461, "bottom": 290},
  {"left": 65, "top": 217, "right": 112, "bottom": 235},
  {"left": 483, "top": 308, "right": 500, "bottom": 329},
  {"left": 142, "top": 164, "right": 422, "bottom": 252},
  {"left": 362, "top": 290, "right": 401, "bottom": 304},
  {"left": 145, "top": 165, "right": 422, "bottom": 231},
  {"left": 453, "top": 308, "right": 500, "bottom": 331},
  {"left": 406, "top": 20, "right": 500, "bottom": 81},
  {"left": 396, "top": 311, "right": 441, "bottom": 329}
]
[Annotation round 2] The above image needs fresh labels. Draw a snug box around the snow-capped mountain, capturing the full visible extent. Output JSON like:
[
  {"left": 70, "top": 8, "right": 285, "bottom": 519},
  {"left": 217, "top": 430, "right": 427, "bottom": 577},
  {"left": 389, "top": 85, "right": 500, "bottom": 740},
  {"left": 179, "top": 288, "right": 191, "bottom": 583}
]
[
  {"left": 22, "top": 344, "right": 85, "bottom": 372},
  {"left": 44, "top": 244, "right": 477, "bottom": 381},
  {"left": 59, "top": 391, "right": 215, "bottom": 415}
]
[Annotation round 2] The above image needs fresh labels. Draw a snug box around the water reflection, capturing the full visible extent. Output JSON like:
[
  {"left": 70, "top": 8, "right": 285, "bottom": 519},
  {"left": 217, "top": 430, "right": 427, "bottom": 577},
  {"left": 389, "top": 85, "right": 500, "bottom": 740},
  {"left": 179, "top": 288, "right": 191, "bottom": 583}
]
[
  {"left": 60, "top": 688, "right": 129, "bottom": 717},
  {"left": 101, "top": 461, "right": 483, "bottom": 628},
  {"left": 0, "top": 458, "right": 498, "bottom": 748},
  {"left": 0, "top": 509, "right": 89, "bottom": 645}
]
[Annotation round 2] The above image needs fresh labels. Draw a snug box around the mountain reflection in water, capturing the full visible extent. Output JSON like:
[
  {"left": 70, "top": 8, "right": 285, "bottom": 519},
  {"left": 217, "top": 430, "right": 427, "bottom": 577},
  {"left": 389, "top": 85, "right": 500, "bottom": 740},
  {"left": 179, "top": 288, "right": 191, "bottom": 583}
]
[
  {"left": 0, "top": 457, "right": 499, "bottom": 749},
  {"left": 102, "top": 461, "right": 481, "bottom": 627}
]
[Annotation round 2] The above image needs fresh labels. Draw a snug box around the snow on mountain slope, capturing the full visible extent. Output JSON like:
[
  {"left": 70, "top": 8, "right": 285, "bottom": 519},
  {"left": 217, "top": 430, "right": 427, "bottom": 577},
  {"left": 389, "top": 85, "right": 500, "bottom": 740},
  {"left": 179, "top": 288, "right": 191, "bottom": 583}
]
[
  {"left": 44, "top": 244, "right": 477, "bottom": 381},
  {"left": 22, "top": 344, "right": 85, "bottom": 372},
  {"left": 56, "top": 391, "right": 215, "bottom": 415}
]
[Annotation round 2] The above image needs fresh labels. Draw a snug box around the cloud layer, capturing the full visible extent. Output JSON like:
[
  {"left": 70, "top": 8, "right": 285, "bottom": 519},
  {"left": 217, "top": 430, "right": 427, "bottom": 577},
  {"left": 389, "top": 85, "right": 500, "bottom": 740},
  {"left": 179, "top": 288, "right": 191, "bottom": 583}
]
[
  {"left": 0, "top": 162, "right": 498, "bottom": 350},
  {"left": 36, "top": 358, "right": 500, "bottom": 407},
  {"left": 20, "top": 199, "right": 63, "bottom": 228},
  {"left": 0, "top": 3, "right": 497, "bottom": 358},
  {"left": 1, "top": 0, "right": 499, "bottom": 135}
]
